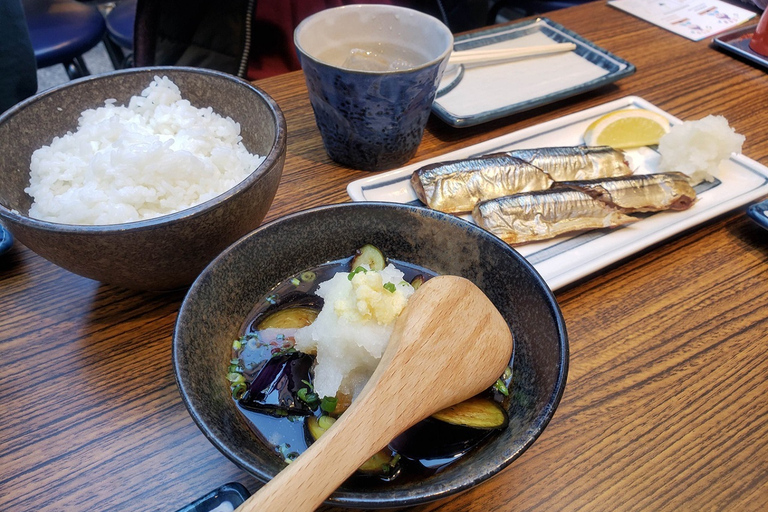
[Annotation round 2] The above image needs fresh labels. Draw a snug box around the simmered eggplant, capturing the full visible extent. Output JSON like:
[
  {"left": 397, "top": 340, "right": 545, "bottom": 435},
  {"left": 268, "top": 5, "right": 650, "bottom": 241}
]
[
  {"left": 389, "top": 417, "right": 492, "bottom": 467},
  {"left": 358, "top": 449, "right": 400, "bottom": 478},
  {"left": 247, "top": 294, "right": 322, "bottom": 333},
  {"left": 350, "top": 244, "right": 386, "bottom": 271},
  {"left": 431, "top": 396, "right": 509, "bottom": 430},
  {"left": 410, "top": 274, "right": 425, "bottom": 290},
  {"left": 257, "top": 306, "right": 318, "bottom": 330},
  {"left": 306, "top": 414, "right": 337, "bottom": 440},
  {"left": 239, "top": 352, "right": 315, "bottom": 416},
  {"left": 306, "top": 415, "right": 400, "bottom": 478}
]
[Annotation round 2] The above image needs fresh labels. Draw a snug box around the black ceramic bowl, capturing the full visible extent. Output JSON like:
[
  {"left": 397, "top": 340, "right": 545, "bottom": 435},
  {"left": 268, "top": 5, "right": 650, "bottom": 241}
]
[
  {"left": 0, "top": 67, "right": 285, "bottom": 290},
  {"left": 0, "top": 224, "right": 12, "bottom": 256},
  {"left": 173, "top": 202, "right": 568, "bottom": 508}
]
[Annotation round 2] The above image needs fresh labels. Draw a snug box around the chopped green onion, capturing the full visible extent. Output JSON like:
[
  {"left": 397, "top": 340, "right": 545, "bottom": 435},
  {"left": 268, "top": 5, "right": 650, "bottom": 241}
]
[
  {"left": 320, "top": 396, "right": 338, "bottom": 414},
  {"left": 348, "top": 266, "right": 368, "bottom": 280},
  {"left": 297, "top": 387, "right": 319, "bottom": 407},
  {"left": 383, "top": 282, "right": 396, "bottom": 293},
  {"left": 232, "top": 339, "right": 242, "bottom": 351},
  {"left": 230, "top": 382, "right": 247, "bottom": 400},
  {"left": 503, "top": 366, "right": 513, "bottom": 380},
  {"left": 227, "top": 372, "right": 245, "bottom": 385},
  {"left": 278, "top": 443, "right": 299, "bottom": 463},
  {"left": 493, "top": 378, "right": 509, "bottom": 396},
  {"left": 271, "top": 345, "right": 297, "bottom": 357},
  {"left": 383, "top": 454, "right": 401, "bottom": 475},
  {"left": 318, "top": 414, "right": 336, "bottom": 430},
  {"left": 300, "top": 271, "right": 316, "bottom": 282},
  {"left": 291, "top": 277, "right": 301, "bottom": 286}
]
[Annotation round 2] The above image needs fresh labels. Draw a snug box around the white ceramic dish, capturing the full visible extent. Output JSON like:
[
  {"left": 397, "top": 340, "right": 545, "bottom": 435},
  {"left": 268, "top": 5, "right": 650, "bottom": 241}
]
[
  {"left": 432, "top": 18, "right": 635, "bottom": 127},
  {"left": 348, "top": 96, "right": 768, "bottom": 291}
]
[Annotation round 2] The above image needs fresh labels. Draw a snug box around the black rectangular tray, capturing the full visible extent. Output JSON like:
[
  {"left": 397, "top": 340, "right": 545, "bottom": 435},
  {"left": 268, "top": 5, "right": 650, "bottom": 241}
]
[{"left": 712, "top": 23, "right": 768, "bottom": 70}]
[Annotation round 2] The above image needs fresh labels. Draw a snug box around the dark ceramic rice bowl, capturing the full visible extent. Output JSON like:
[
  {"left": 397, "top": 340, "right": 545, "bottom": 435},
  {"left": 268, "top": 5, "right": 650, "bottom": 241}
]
[
  {"left": 0, "top": 67, "right": 285, "bottom": 290},
  {"left": 173, "top": 202, "right": 568, "bottom": 508}
]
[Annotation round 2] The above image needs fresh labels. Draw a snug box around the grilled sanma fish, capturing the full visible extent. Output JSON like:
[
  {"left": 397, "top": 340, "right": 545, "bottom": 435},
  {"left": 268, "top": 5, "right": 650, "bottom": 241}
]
[
  {"left": 554, "top": 172, "right": 696, "bottom": 212},
  {"left": 411, "top": 155, "right": 554, "bottom": 214},
  {"left": 505, "top": 146, "right": 631, "bottom": 181},
  {"left": 472, "top": 189, "right": 638, "bottom": 244}
]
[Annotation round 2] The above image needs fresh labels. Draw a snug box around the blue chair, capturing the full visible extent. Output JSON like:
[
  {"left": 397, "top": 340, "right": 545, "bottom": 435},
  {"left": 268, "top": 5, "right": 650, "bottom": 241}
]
[
  {"left": 104, "top": 0, "right": 136, "bottom": 69},
  {"left": 23, "top": 0, "right": 106, "bottom": 79},
  {"left": 488, "top": 0, "right": 596, "bottom": 23}
]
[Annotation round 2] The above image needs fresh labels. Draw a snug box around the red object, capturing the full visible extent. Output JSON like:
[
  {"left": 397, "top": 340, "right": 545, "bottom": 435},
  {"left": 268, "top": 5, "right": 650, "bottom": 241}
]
[
  {"left": 246, "top": 0, "right": 394, "bottom": 80},
  {"left": 749, "top": 9, "right": 768, "bottom": 56}
]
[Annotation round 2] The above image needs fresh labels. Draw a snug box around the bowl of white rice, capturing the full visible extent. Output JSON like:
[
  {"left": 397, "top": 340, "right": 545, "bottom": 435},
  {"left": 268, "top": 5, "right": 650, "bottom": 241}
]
[
  {"left": 173, "top": 202, "right": 568, "bottom": 508},
  {"left": 0, "top": 67, "right": 285, "bottom": 290}
]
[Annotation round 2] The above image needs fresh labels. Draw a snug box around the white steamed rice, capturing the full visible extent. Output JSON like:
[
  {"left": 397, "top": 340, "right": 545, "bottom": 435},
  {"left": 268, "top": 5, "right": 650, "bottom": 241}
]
[{"left": 25, "top": 76, "right": 265, "bottom": 225}]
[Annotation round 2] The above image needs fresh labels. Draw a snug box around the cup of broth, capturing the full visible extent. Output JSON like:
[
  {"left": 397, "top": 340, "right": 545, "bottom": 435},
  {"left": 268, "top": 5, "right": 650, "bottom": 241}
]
[{"left": 294, "top": 5, "right": 453, "bottom": 172}]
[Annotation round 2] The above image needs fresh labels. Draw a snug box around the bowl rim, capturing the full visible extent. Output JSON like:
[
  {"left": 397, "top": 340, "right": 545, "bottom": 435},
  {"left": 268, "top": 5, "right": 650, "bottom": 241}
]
[
  {"left": 294, "top": 4, "right": 454, "bottom": 75},
  {"left": 0, "top": 66, "right": 286, "bottom": 233},
  {"left": 0, "top": 224, "right": 12, "bottom": 255},
  {"left": 173, "top": 201, "right": 569, "bottom": 508}
]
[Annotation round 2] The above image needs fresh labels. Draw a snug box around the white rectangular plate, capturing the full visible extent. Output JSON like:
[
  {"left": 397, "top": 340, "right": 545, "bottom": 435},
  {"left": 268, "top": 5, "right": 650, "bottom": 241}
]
[{"left": 347, "top": 96, "right": 768, "bottom": 291}]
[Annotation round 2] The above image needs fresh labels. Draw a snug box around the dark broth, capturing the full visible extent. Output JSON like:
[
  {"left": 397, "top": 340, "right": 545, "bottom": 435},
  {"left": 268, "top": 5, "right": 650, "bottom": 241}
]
[{"left": 231, "top": 255, "right": 510, "bottom": 485}]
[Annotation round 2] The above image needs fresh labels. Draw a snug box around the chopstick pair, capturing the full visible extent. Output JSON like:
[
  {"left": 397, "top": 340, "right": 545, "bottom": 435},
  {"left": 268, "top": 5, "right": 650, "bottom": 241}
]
[{"left": 448, "top": 42, "right": 577, "bottom": 66}]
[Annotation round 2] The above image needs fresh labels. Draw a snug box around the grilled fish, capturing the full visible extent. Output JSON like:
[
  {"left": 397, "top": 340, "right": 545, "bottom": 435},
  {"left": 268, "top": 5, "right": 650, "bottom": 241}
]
[
  {"left": 411, "top": 155, "right": 553, "bottom": 214},
  {"left": 505, "top": 146, "right": 632, "bottom": 181},
  {"left": 554, "top": 172, "right": 696, "bottom": 212},
  {"left": 472, "top": 189, "right": 638, "bottom": 244}
]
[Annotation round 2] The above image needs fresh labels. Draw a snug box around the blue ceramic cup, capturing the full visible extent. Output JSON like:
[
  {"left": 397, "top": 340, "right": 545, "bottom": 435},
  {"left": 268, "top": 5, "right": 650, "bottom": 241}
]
[{"left": 294, "top": 5, "right": 453, "bottom": 172}]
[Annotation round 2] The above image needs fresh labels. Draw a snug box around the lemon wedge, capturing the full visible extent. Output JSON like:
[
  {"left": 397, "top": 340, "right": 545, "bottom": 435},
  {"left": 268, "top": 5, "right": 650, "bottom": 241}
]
[{"left": 583, "top": 109, "right": 671, "bottom": 149}]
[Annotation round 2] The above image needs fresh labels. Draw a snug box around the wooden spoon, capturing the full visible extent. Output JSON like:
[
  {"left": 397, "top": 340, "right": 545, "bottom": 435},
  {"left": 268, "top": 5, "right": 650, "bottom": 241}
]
[{"left": 236, "top": 275, "right": 514, "bottom": 512}]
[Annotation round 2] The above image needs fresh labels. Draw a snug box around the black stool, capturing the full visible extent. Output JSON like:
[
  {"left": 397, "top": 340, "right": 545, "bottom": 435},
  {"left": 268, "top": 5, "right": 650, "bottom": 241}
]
[
  {"left": 23, "top": 0, "right": 106, "bottom": 79},
  {"left": 104, "top": 0, "right": 136, "bottom": 69}
]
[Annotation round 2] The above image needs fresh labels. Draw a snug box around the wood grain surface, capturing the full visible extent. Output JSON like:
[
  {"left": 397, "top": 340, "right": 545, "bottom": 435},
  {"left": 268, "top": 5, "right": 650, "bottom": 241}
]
[{"left": 2, "top": 2, "right": 767, "bottom": 511}]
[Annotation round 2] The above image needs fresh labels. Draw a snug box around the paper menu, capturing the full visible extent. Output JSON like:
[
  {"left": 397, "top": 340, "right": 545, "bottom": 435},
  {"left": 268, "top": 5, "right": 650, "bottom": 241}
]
[{"left": 608, "top": 0, "right": 757, "bottom": 41}]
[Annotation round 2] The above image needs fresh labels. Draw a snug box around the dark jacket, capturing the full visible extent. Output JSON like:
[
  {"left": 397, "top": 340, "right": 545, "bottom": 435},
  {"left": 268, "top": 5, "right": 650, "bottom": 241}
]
[
  {"left": 133, "top": 0, "right": 489, "bottom": 80},
  {"left": 0, "top": 0, "right": 38, "bottom": 113}
]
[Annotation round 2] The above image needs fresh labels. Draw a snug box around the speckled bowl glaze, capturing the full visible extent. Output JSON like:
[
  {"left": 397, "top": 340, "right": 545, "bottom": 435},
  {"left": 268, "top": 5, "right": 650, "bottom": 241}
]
[
  {"left": 173, "top": 202, "right": 568, "bottom": 508},
  {"left": 294, "top": 5, "right": 453, "bottom": 172},
  {"left": 0, "top": 67, "right": 285, "bottom": 290}
]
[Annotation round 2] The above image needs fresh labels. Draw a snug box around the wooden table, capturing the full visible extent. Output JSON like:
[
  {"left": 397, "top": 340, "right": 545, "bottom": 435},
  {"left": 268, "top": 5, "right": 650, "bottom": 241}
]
[{"left": 3, "top": 2, "right": 768, "bottom": 511}]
